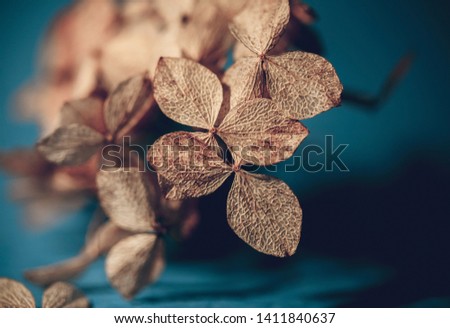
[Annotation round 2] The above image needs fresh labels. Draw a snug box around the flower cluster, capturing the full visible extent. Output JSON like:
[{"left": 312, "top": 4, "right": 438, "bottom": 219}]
[{"left": 0, "top": 0, "right": 342, "bottom": 300}]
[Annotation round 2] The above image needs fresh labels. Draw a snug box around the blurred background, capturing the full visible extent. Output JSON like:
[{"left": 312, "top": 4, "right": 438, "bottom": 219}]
[{"left": 0, "top": 0, "right": 449, "bottom": 307}]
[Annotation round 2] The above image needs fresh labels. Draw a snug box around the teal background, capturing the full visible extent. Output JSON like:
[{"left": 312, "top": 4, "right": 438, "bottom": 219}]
[{"left": 1, "top": 1, "right": 449, "bottom": 307}]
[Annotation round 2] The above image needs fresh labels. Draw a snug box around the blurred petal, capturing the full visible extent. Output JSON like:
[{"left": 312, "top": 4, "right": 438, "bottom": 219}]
[
  {"left": 100, "top": 20, "right": 181, "bottom": 89},
  {"left": 42, "top": 282, "right": 89, "bottom": 308},
  {"left": 227, "top": 171, "right": 302, "bottom": 257},
  {"left": 37, "top": 123, "right": 104, "bottom": 166},
  {"left": 0, "top": 278, "right": 35, "bottom": 308},
  {"left": 25, "top": 222, "right": 132, "bottom": 285},
  {"left": 179, "top": 1, "right": 231, "bottom": 65},
  {"left": 105, "top": 234, "right": 165, "bottom": 299},
  {"left": 96, "top": 168, "right": 156, "bottom": 233},
  {"left": 0, "top": 148, "right": 51, "bottom": 177},
  {"left": 60, "top": 96, "right": 106, "bottom": 134}
]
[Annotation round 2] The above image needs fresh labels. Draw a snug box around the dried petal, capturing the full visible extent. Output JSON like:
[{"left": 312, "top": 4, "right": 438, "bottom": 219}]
[
  {"left": 212, "top": 0, "right": 249, "bottom": 19},
  {"left": 25, "top": 222, "right": 132, "bottom": 285},
  {"left": 154, "top": 57, "right": 222, "bottom": 130},
  {"left": 229, "top": 0, "right": 290, "bottom": 55},
  {"left": 40, "top": 0, "right": 118, "bottom": 81},
  {"left": 218, "top": 98, "right": 308, "bottom": 165},
  {"left": 105, "top": 234, "right": 165, "bottom": 299},
  {"left": 179, "top": 1, "right": 231, "bottom": 65},
  {"left": 266, "top": 51, "right": 343, "bottom": 120},
  {"left": 222, "top": 56, "right": 263, "bottom": 109},
  {"left": 15, "top": 80, "right": 73, "bottom": 135},
  {"left": 100, "top": 20, "right": 181, "bottom": 89},
  {"left": 60, "top": 97, "right": 106, "bottom": 134},
  {"left": 104, "top": 73, "right": 153, "bottom": 136},
  {"left": 42, "top": 282, "right": 89, "bottom": 308},
  {"left": 96, "top": 168, "right": 156, "bottom": 232},
  {"left": 0, "top": 278, "right": 35, "bottom": 308},
  {"left": 148, "top": 132, "right": 232, "bottom": 199},
  {"left": 70, "top": 54, "right": 100, "bottom": 99},
  {"left": 227, "top": 171, "right": 302, "bottom": 257},
  {"left": 37, "top": 123, "right": 104, "bottom": 166}
]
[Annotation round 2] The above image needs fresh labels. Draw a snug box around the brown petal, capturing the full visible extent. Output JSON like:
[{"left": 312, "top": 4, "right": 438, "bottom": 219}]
[
  {"left": 0, "top": 148, "right": 50, "bottom": 177},
  {"left": 154, "top": 57, "right": 223, "bottom": 130},
  {"left": 37, "top": 123, "right": 104, "bottom": 166},
  {"left": 42, "top": 282, "right": 89, "bottom": 308},
  {"left": 0, "top": 278, "right": 35, "bottom": 308},
  {"left": 104, "top": 73, "right": 153, "bottom": 136},
  {"left": 60, "top": 97, "right": 106, "bottom": 134},
  {"left": 105, "top": 234, "right": 165, "bottom": 299},
  {"left": 227, "top": 171, "right": 302, "bottom": 257},
  {"left": 25, "top": 222, "right": 132, "bottom": 285},
  {"left": 291, "top": 1, "right": 317, "bottom": 25},
  {"left": 229, "top": 0, "right": 290, "bottom": 55},
  {"left": 266, "top": 51, "right": 343, "bottom": 120},
  {"left": 218, "top": 98, "right": 308, "bottom": 165},
  {"left": 148, "top": 131, "right": 232, "bottom": 199},
  {"left": 96, "top": 168, "right": 156, "bottom": 232},
  {"left": 222, "top": 56, "right": 263, "bottom": 109}
]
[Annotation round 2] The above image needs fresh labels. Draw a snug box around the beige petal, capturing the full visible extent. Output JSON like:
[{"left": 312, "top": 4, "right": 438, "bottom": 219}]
[
  {"left": 104, "top": 73, "right": 153, "bottom": 136},
  {"left": 0, "top": 278, "right": 35, "bottom": 308},
  {"left": 222, "top": 56, "right": 263, "bottom": 109},
  {"left": 37, "top": 123, "right": 104, "bottom": 166},
  {"left": 70, "top": 54, "right": 100, "bottom": 100},
  {"left": 105, "top": 234, "right": 165, "bottom": 299},
  {"left": 148, "top": 132, "right": 232, "bottom": 199},
  {"left": 266, "top": 51, "right": 343, "bottom": 120},
  {"left": 179, "top": 1, "right": 231, "bottom": 65},
  {"left": 212, "top": 0, "right": 249, "bottom": 19},
  {"left": 42, "top": 282, "right": 89, "bottom": 308},
  {"left": 154, "top": 57, "right": 223, "bottom": 130},
  {"left": 229, "top": 0, "right": 290, "bottom": 55},
  {"left": 39, "top": 0, "right": 118, "bottom": 82},
  {"left": 60, "top": 97, "right": 106, "bottom": 134},
  {"left": 227, "top": 171, "right": 302, "bottom": 257},
  {"left": 96, "top": 168, "right": 156, "bottom": 233},
  {"left": 218, "top": 98, "right": 308, "bottom": 165},
  {"left": 100, "top": 20, "right": 181, "bottom": 89},
  {"left": 25, "top": 222, "right": 132, "bottom": 285}
]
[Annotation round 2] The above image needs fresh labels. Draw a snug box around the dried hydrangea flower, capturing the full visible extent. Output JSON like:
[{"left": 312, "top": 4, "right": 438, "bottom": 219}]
[
  {"left": 154, "top": 57, "right": 308, "bottom": 166},
  {"left": 16, "top": 0, "right": 119, "bottom": 134},
  {"left": 225, "top": 0, "right": 343, "bottom": 119},
  {"left": 0, "top": 278, "right": 88, "bottom": 308},
  {"left": 25, "top": 167, "right": 196, "bottom": 299},
  {"left": 149, "top": 132, "right": 302, "bottom": 257},
  {"left": 37, "top": 73, "right": 153, "bottom": 166}
]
